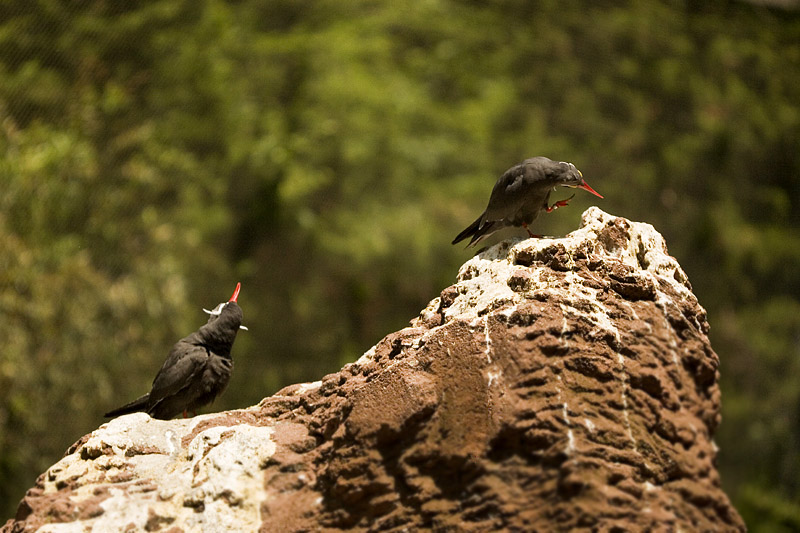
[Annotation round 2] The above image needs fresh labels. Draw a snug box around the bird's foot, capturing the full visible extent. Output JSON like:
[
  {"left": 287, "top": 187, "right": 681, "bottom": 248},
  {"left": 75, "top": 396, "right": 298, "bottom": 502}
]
[
  {"left": 546, "top": 194, "right": 576, "bottom": 213},
  {"left": 521, "top": 223, "right": 541, "bottom": 238}
]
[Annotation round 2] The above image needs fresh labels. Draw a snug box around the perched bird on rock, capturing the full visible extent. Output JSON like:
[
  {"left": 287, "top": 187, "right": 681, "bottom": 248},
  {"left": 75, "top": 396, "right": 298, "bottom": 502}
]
[
  {"left": 452, "top": 157, "right": 603, "bottom": 247},
  {"left": 104, "top": 283, "right": 247, "bottom": 420}
]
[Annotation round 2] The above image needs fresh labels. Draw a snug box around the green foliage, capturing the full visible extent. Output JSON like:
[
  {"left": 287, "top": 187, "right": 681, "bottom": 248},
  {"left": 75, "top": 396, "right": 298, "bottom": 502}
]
[{"left": 0, "top": 0, "right": 798, "bottom": 525}]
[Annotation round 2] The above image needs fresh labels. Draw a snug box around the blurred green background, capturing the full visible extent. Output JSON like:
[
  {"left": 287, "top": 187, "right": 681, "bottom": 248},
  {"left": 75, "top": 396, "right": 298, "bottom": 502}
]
[{"left": 1, "top": 0, "right": 798, "bottom": 528}]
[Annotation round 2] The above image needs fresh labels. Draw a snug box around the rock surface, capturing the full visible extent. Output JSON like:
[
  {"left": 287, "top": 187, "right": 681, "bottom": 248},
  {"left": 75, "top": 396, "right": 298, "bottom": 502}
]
[{"left": 3, "top": 208, "right": 745, "bottom": 532}]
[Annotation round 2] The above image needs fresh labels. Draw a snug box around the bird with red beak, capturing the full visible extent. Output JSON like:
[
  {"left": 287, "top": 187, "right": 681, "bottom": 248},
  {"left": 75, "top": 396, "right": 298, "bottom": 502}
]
[
  {"left": 105, "top": 282, "right": 247, "bottom": 420},
  {"left": 452, "top": 157, "right": 604, "bottom": 247}
]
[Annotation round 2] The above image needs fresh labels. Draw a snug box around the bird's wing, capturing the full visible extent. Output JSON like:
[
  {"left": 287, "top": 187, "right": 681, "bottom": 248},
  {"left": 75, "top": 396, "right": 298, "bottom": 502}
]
[
  {"left": 483, "top": 165, "right": 530, "bottom": 223},
  {"left": 148, "top": 342, "right": 208, "bottom": 406}
]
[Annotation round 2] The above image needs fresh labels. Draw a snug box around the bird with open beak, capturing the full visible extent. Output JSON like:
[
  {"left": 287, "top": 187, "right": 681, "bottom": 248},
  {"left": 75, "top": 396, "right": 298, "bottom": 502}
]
[
  {"left": 452, "top": 157, "right": 603, "bottom": 247},
  {"left": 105, "top": 282, "right": 248, "bottom": 420}
]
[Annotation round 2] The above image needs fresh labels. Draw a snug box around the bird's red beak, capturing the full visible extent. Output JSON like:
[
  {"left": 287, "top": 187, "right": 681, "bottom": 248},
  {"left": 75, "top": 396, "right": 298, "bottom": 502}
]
[
  {"left": 229, "top": 282, "right": 241, "bottom": 303},
  {"left": 578, "top": 180, "right": 604, "bottom": 199}
]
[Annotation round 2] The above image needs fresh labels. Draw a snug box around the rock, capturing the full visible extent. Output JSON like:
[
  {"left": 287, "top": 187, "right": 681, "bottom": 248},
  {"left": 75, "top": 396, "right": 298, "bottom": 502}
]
[{"left": 2, "top": 208, "right": 745, "bottom": 532}]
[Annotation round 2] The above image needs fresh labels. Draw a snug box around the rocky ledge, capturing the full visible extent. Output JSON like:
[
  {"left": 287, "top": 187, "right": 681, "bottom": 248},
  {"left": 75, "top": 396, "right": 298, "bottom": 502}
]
[{"left": 3, "top": 208, "right": 745, "bottom": 532}]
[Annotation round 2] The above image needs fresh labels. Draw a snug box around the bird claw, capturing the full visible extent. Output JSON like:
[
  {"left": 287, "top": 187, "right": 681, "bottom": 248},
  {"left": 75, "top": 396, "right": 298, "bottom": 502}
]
[
  {"left": 521, "top": 223, "right": 541, "bottom": 238},
  {"left": 546, "top": 194, "right": 576, "bottom": 213}
]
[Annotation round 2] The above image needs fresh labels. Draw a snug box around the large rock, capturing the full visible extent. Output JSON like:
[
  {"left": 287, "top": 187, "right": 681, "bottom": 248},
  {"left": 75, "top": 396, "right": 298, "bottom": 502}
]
[{"left": 3, "top": 208, "right": 745, "bottom": 532}]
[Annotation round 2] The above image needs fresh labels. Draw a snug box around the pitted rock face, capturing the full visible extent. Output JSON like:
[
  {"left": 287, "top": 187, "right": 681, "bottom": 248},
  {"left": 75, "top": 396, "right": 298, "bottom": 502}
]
[{"left": 3, "top": 208, "right": 744, "bottom": 533}]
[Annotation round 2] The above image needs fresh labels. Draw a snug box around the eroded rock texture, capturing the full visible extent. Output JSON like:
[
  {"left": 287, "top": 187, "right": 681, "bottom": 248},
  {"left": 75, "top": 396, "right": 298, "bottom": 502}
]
[{"left": 4, "top": 208, "right": 745, "bottom": 532}]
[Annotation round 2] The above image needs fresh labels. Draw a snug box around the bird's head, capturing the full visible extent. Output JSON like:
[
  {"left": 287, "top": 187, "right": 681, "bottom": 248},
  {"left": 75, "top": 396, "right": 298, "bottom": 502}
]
[
  {"left": 556, "top": 161, "right": 604, "bottom": 199},
  {"left": 203, "top": 282, "right": 248, "bottom": 331}
]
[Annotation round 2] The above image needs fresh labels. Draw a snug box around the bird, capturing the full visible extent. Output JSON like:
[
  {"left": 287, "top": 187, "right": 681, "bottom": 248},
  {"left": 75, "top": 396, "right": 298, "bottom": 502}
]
[
  {"left": 452, "top": 157, "right": 603, "bottom": 247},
  {"left": 104, "top": 282, "right": 247, "bottom": 420}
]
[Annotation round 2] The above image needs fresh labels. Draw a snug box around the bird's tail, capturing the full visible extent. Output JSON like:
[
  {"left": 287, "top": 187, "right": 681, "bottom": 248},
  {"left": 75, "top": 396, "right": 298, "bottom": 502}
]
[
  {"left": 104, "top": 393, "right": 150, "bottom": 418},
  {"left": 452, "top": 214, "right": 494, "bottom": 247}
]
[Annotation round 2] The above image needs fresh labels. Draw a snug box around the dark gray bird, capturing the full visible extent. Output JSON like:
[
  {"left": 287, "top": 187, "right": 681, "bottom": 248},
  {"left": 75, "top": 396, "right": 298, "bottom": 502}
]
[
  {"left": 452, "top": 157, "right": 603, "bottom": 247},
  {"left": 104, "top": 283, "right": 247, "bottom": 420}
]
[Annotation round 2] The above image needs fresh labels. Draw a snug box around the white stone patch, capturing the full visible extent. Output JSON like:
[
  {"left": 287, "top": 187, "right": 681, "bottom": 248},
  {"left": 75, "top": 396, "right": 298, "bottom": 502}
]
[
  {"left": 559, "top": 309, "right": 569, "bottom": 338},
  {"left": 653, "top": 293, "right": 681, "bottom": 365},
  {"left": 566, "top": 428, "right": 576, "bottom": 455},
  {"left": 557, "top": 273, "right": 620, "bottom": 340},
  {"left": 616, "top": 351, "right": 636, "bottom": 444},
  {"left": 40, "top": 410, "right": 276, "bottom": 532},
  {"left": 165, "top": 429, "right": 177, "bottom": 456},
  {"left": 353, "top": 344, "right": 378, "bottom": 366},
  {"left": 294, "top": 380, "right": 323, "bottom": 395},
  {"left": 483, "top": 314, "right": 493, "bottom": 364},
  {"left": 487, "top": 369, "right": 502, "bottom": 388},
  {"left": 584, "top": 418, "right": 596, "bottom": 433},
  {"left": 444, "top": 254, "right": 519, "bottom": 321},
  {"left": 416, "top": 296, "right": 442, "bottom": 325},
  {"left": 618, "top": 300, "right": 652, "bottom": 334},
  {"left": 96, "top": 487, "right": 161, "bottom": 530},
  {"left": 440, "top": 208, "right": 702, "bottom": 334},
  {"left": 497, "top": 304, "right": 519, "bottom": 320},
  {"left": 182, "top": 424, "right": 275, "bottom": 531},
  {"left": 555, "top": 375, "right": 575, "bottom": 455},
  {"left": 37, "top": 525, "right": 86, "bottom": 533}
]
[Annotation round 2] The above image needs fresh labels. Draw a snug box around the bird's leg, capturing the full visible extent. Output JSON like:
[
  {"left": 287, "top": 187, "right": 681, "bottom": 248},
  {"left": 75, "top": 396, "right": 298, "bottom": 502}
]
[
  {"left": 546, "top": 193, "right": 576, "bottom": 213},
  {"left": 182, "top": 410, "right": 188, "bottom": 418},
  {"left": 521, "top": 222, "right": 540, "bottom": 238}
]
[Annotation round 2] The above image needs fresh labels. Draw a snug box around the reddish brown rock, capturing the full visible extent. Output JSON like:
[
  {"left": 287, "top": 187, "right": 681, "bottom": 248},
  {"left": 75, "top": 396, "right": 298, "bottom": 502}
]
[{"left": 3, "top": 208, "right": 744, "bottom": 532}]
